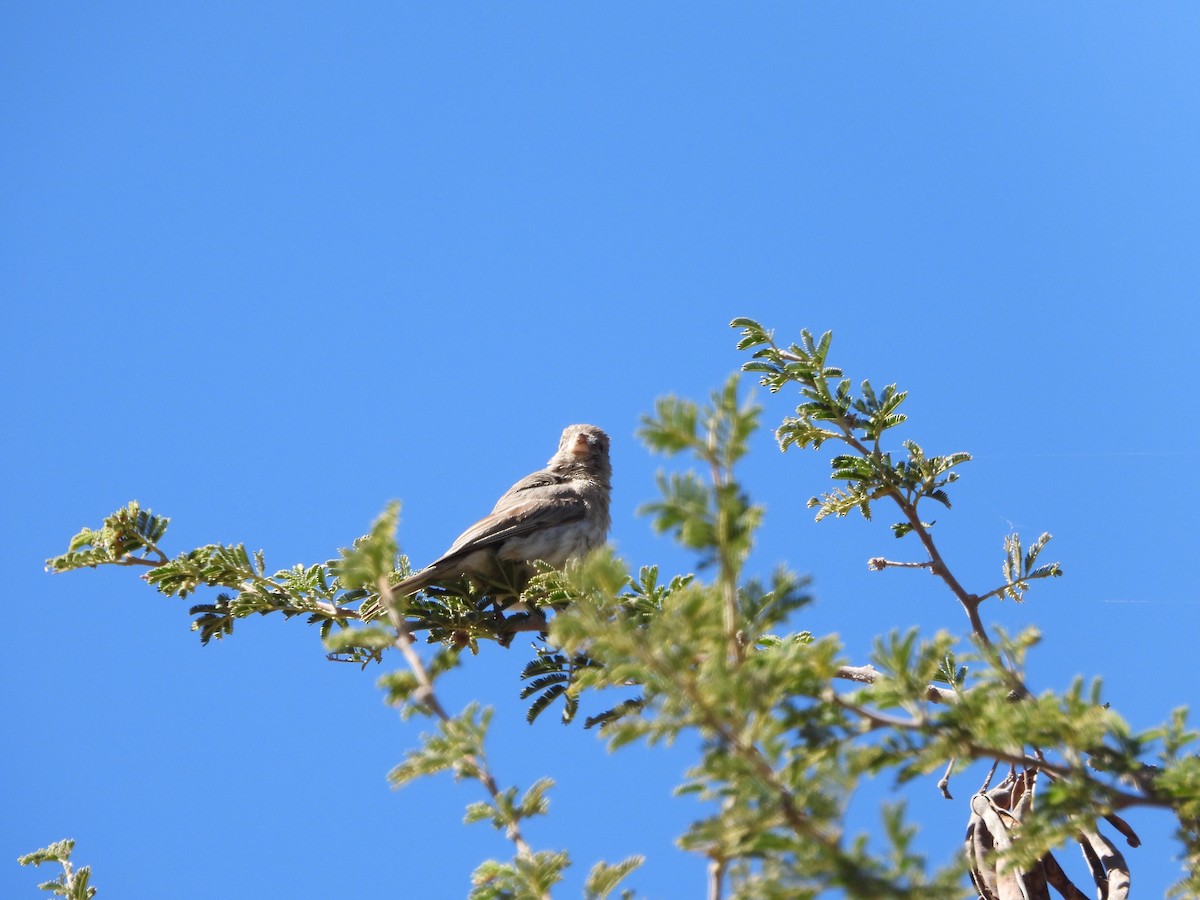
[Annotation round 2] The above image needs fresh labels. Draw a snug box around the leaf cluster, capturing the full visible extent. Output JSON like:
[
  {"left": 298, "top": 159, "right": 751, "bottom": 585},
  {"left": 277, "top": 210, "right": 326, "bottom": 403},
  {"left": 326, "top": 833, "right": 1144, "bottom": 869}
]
[
  {"left": 639, "top": 375, "right": 762, "bottom": 577},
  {"left": 18, "top": 840, "right": 95, "bottom": 900},
  {"left": 997, "top": 532, "right": 1063, "bottom": 603},
  {"left": 733, "top": 318, "right": 970, "bottom": 529},
  {"left": 46, "top": 502, "right": 168, "bottom": 571},
  {"left": 46, "top": 499, "right": 553, "bottom": 655}
]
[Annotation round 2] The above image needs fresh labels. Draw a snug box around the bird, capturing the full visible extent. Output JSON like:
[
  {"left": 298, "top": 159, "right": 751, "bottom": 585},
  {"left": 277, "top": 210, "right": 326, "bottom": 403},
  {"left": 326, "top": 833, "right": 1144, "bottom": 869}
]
[{"left": 392, "top": 424, "right": 612, "bottom": 598}]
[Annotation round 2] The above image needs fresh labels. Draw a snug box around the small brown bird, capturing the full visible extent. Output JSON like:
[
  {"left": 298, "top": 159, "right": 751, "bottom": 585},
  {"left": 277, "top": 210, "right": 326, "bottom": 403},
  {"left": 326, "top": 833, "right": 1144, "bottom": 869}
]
[{"left": 393, "top": 424, "right": 612, "bottom": 596}]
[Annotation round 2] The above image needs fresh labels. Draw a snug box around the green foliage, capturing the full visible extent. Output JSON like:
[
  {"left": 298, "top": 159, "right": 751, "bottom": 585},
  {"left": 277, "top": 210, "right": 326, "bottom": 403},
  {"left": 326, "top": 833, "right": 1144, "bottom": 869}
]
[
  {"left": 584, "top": 856, "right": 643, "bottom": 900},
  {"left": 18, "top": 840, "right": 95, "bottom": 900},
  {"left": 730, "top": 319, "right": 1200, "bottom": 896},
  {"left": 639, "top": 375, "right": 762, "bottom": 577},
  {"left": 45, "top": 498, "right": 546, "bottom": 651},
  {"left": 39, "top": 318, "right": 1200, "bottom": 898},
  {"left": 539, "top": 393, "right": 970, "bottom": 896},
  {"left": 520, "top": 649, "right": 602, "bottom": 725},
  {"left": 389, "top": 702, "right": 494, "bottom": 786},
  {"left": 46, "top": 501, "right": 168, "bottom": 572},
  {"left": 469, "top": 851, "right": 571, "bottom": 900},
  {"left": 464, "top": 777, "right": 555, "bottom": 830},
  {"left": 998, "top": 532, "right": 1063, "bottom": 602},
  {"left": 333, "top": 501, "right": 401, "bottom": 590},
  {"left": 377, "top": 647, "right": 462, "bottom": 711},
  {"left": 323, "top": 625, "right": 396, "bottom": 656},
  {"left": 732, "top": 318, "right": 971, "bottom": 529}
]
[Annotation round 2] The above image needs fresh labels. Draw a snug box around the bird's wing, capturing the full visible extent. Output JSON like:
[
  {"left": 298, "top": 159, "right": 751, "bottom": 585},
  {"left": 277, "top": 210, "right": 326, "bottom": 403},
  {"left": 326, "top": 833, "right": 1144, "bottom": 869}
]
[
  {"left": 489, "top": 470, "right": 569, "bottom": 511},
  {"left": 441, "top": 487, "right": 586, "bottom": 559},
  {"left": 395, "top": 489, "right": 586, "bottom": 595}
]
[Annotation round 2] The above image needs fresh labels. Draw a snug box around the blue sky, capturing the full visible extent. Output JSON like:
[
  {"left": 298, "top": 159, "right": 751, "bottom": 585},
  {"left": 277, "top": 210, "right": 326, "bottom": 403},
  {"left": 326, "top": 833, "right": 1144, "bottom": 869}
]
[{"left": 4, "top": 4, "right": 1198, "bottom": 897}]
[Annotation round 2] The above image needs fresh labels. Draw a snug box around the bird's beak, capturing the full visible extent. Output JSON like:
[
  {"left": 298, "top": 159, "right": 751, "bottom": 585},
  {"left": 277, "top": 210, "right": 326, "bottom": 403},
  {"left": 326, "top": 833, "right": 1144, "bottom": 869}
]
[{"left": 569, "top": 433, "right": 591, "bottom": 457}]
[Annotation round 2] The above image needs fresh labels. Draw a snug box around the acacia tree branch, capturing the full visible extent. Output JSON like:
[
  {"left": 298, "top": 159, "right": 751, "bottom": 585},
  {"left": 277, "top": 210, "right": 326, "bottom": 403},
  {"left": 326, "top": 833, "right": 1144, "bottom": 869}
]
[
  {"left": 707, "top": 857, "right": 725, "bottom": 900},
  {"left": 834, "top": 664, "right": 957, "bottom": 705},
  {"left": 703, "top": 436, "right": 744, "bottom": 669},
  {"left": 377, "top": 576, "right": 538, "bottom": 865},
  {"left": 775, "top": 346, "right": 992, "bottom": 645},
  {"left": 937, "top": 757, "right": 956, "bottom": 800},
  {"left": 681, "top": 674, "right": 842, "bottom": 850},
  {"left": 116, "top": 554, "right": 165, "bottom": 568},
  {"left": 127, "top": 544, "right": 555, "bottom": 645},
  {"left": 867, "top": 557, "right": 933, "bottom": 571},
  {"left": 887, "top": 493, "right": 989, "bottom": 640},
  {"left": 827, "top": 692, "right": 1169, "bottom": 814},
  {"left": 834, "top": 664, "right": 882, "bottom": 684}
]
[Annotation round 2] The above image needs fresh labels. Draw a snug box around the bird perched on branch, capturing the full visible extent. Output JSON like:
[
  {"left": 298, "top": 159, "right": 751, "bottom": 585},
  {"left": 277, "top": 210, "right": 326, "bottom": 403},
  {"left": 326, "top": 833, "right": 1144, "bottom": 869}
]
[{"left": 392, "top": 424, "right": 612, "bottom": 597}]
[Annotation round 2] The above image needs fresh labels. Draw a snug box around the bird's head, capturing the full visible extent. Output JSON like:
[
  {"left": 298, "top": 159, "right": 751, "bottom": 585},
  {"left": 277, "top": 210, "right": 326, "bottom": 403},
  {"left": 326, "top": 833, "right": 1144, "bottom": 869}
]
[{"left": 554, "top": 424, "right": 611, "bottom": 480}]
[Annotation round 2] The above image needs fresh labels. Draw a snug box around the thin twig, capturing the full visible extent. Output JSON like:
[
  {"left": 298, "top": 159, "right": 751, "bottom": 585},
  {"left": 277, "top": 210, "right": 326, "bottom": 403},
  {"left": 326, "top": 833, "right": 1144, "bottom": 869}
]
[
  {"left": 673, "top": 664, "right": 842, "bottom": 851},
  {"left": 888, "top": 495, "right": 992, "bottom": 646},
  {"left": 834, "top": 664, "right": 958, "bottom": 704},
  {"left": 377, "top": 576, "right": 536, "bottom": 863},
  {"left": 938, "top": 757, "right": 956, "bottom": 800},
  {"left": 119, "top": 554, "right": 166, "bottom": 568},
  {"left": 706, "top": 857, "right": 725, "bottom": 900},
  {"left": 827, "top": 693, "right": 1171, "bottom": 813},
  {"left": 705, "top": 440, "right": 744, "bottom": 668},
  {"left": 867, "top": 557, "right": 933, "bottom": 571},
  {"left": 707, "top": 816, "right": 729, "bottom": 900},
  {"left": 778, "top": 348, "right": 994, "bottom": 646},
  {"left": 133, "top": 542, "right": 554, "bottom": 640},
  {"left": 834, "top": 664, "right": 881, "bottom": 684}
]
